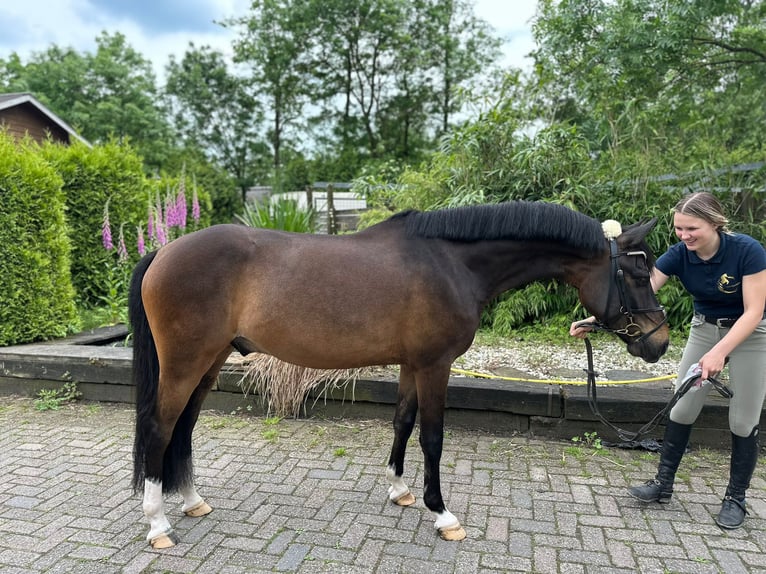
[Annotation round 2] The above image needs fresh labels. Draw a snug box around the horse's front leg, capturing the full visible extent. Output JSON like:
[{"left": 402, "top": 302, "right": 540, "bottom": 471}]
[
  {"left": 416, "top": 364, "right": 466, "bottom": 541},
  {"left": 386, "top": 365, "right": 418, "bottom": 506}
]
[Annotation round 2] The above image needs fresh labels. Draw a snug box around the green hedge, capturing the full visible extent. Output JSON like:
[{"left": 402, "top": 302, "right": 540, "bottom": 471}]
[
  {"left": 41, "top": 140, "right": 149, "bottom": 307},
  {"left": 0, "top": 132, "right": 77, "bottom": 345}
]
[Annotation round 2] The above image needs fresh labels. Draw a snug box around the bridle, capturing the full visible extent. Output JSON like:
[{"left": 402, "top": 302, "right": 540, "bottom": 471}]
[{"left": 591, "top": 238, "right": 667, "bottom": 344}]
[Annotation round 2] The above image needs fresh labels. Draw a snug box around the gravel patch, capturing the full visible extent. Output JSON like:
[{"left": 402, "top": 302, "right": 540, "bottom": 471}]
[{"left": 451, "top": 335, "right": 683, "bottom": 383}]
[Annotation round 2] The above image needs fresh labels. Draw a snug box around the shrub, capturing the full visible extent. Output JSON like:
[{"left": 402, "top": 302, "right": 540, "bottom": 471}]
[
  {"left": 40, "top": 139, "right": 148, "bottom": 307},
  {"left": 236, "top": 197, "right": 315, "bottom": 232},
  {"left": 0, "top": 132, "right": 78, "bottom": 345}
]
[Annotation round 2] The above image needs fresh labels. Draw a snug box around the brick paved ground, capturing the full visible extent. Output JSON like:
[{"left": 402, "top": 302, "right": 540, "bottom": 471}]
[{"left": 0, "top": 397, "right": 765, "bottom": 574}]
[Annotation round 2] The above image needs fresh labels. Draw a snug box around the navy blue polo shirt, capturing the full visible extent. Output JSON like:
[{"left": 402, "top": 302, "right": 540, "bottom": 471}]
[{"left": 656, "top": 232, "right": 766, "bottom": 318}]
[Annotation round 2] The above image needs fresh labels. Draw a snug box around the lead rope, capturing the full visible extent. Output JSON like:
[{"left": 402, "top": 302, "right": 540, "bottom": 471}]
[{"left": 582, "top": 337, "right": 732, "bottom": 443}]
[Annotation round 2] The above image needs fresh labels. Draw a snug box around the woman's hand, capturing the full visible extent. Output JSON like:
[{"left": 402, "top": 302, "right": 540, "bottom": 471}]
[
  {"left": 697, "top": 350, "right": 727, "bottom": 381},
  {"left": 569, "top": 317, "right": 596, "bottom": 339}
]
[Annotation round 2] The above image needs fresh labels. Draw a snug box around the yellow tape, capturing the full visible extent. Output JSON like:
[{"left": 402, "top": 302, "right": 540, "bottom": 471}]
[{"left": 449, "top": 367, "right": 677, "bottom": 386}]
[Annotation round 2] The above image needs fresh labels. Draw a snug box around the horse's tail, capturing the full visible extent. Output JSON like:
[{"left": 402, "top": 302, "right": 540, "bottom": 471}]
[{"left": 129, "top": 250, "right": 159, "bottom": 493}]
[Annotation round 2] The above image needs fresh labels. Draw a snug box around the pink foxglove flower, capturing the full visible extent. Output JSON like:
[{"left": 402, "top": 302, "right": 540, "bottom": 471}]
[
  {"left": 137, "top": 225, "right": 146, "bottom": 256},
  {"left": 155, "top": 214, "right": 167, "bottom": 246},
  {"left": 164, "top": 193, "right": 175, "bottom": 228},
  {"left": 117, "top": 224, "right": 128, "bottom": 263},
  {"left": 176, "top": 186, "right": 187, "bottom": 229},
  {"left": 192, "top": 187, "right": 200, "bottom": 223},
  {"left": 102, "top": 203, "right": 113, "bottom": 250},
  {"left": 147, "top": 206, "right": 154, "bottom": 241}
]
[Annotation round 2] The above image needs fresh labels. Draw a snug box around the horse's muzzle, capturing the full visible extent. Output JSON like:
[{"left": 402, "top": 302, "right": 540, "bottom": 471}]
[{"left": 627, "top": 337, "right": 668, "bottom": 363}]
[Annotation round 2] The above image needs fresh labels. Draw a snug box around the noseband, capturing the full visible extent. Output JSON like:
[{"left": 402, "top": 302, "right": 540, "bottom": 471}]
[{"left": 594, "top": 239, "right": 666, "bottom": 344}]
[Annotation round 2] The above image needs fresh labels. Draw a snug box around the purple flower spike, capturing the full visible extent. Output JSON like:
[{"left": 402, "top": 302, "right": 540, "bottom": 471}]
[
  {"left": 117, "top": 224, "right": 128, "bottom": 263},
  {"left": 137, "top": 225, "right": 146, "bottom": 256},
  {"left": 176, "top": 187, "right": 187, "bottom": 229},
  {"left": 192, "top": 188, "right": 200, "bottom": 223},
  {"left": 164, "top": 194, "right": 174, "bottom": 228},
  {"left": 102, "top": 204, "right": 113, "bottom": 251},
  {"left": 156, "top": 216, "right": 167, "bottom": 246},
  {"left": 147, "top": 207, "right": 154, "bottom": 241}
]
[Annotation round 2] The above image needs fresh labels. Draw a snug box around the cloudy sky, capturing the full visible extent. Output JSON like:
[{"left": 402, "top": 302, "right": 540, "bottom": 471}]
[{"left": 0, "top": 0, "right": 538, "bottom": 82}]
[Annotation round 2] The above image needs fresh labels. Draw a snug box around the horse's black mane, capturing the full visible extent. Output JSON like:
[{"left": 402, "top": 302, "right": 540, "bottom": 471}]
[{"left": 391, "top": 201, "right": 606, "bottom": 254}]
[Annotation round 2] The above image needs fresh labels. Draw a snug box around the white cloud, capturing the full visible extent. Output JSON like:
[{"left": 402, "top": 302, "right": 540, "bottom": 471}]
[
  {"left": 0, "top": 0, "right": 248, "bottom": 81},
  {"left": 0, "top": 0, "right": 536, "bottom": 84},
  {"left": 474, "top": 0, "right": 537, "bottom": 72}
]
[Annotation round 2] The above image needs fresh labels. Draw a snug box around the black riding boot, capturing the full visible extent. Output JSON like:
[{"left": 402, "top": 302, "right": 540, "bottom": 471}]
[
  {"left": 715, "top": 427, "right": 759, "bottom": 530},
  {"left": 628, "top": 420, "right": 692, "bottom": 503}
]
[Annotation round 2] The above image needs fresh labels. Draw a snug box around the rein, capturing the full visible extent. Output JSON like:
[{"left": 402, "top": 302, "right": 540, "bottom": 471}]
[{"left": 579, "top": 334, "right": 732, "bottom": 442}]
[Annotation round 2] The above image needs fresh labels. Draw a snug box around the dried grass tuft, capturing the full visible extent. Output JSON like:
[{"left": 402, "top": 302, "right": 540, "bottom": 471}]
[{"left": 236, "top": 354, "right": 364, "bottom": 418}]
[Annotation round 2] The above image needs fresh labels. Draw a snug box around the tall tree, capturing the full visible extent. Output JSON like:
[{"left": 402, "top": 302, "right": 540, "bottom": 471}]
[
  {"left": 423, "top": 0, "right": 503, "bottom": 135},
  {"left": 308, "top": 0, "right": 410, "bottom": 157},
  {"left": 305, "top": 0, "right": 503, "bottom": 160},
  {"left": 0, "top": 48, "right": 91, "bottom": 131},
  {"left": 165, "top": 44, "right": 268, "bottom": 202},
  {"left": 85, "top": 32, "right": 173, "bottom": 169},
  {"left": 531, "top": 0, "right": 766, "bottom": 164},
  {"left": 223, "top": 0, "right": 314, "bottom": 189}
]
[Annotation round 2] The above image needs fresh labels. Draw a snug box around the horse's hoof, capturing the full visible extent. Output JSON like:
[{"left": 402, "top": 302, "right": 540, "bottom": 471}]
[
  {"left": 184, "top": 500, "right": 213, "bottom": 517},
  {"left": 438, "top": 524, "right": 466, "bottom": 541},
  {"left": 150, "top": 530, "right": 180, "bottom": 549},
  {"left": 392, "top": 490, "right": 416, "bottom": 506}
]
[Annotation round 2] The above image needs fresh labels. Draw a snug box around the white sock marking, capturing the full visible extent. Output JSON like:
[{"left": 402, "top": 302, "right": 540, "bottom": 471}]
[
  {"left": 434, "top": 509, "right": 459, "bottom": 530},
  {"left": 180, "top": 484, "right": 204, "bottom": 513},
  {"left": 143, "top": 479, "right": 172, "bottom": 541},
  {"left": 385, "top": 464, "right": 410, "bottom": 500}
]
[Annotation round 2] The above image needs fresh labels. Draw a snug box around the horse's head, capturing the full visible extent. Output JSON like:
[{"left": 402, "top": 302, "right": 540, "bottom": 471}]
[{"left": 578, "top": 218, "right": 669, "bottom": 363}]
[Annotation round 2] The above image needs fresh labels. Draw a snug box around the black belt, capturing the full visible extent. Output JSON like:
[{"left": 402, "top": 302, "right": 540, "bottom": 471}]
[{"left": 697, "top": 312, "right": 766, "bottom": 328}]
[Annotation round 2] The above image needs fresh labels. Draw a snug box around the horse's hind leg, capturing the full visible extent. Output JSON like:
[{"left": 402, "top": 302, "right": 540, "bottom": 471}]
[
  {"left": 177, "top": 359, "right": 228, "bottom": 518},
  {"left": 386, "top": 365, "right": 418, "bottom": 506},
  {"left": 142, "top": 352, "right": 228, "bottom": 548},
  {"left": 141, "top": 389, "right": 184, "bottom": 549}
]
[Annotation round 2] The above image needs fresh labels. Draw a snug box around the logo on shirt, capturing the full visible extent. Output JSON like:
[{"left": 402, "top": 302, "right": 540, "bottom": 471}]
[{"left": 717, "top": 273, "right": 741, "bottom": 294}]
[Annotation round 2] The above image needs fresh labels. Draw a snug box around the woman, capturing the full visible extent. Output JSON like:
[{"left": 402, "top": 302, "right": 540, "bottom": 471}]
[{"left": 571, "top": 192, "right": 766, "bottom": 529}]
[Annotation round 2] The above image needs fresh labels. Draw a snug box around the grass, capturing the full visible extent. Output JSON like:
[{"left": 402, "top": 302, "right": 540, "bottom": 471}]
[
  {"left": 77, "top": 306, "right": 126, "bottom": 332},
  {"left": 199, "top": 415, "right": 249, "bottom": 430},
  {"left": 262, "top": 429, "right": 279, "bottom": 442},
  {"left": 563, "top": 446, "right": 586, "bottom": 461},
  {"left": 34, "top": 382, "right": 82, "bottom": 411},
  {"left": 571, "top": 431, "right": 604, "bottom": 451}
]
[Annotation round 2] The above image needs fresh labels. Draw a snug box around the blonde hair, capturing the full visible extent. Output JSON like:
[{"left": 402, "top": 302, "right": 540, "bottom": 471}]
[{"left": 674, "top": 192, "right": 731, "bottom": 233}]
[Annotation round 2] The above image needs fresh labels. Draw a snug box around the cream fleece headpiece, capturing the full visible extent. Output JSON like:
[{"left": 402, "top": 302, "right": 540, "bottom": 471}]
[{"left": 601, "top": 220, "right": 622, "bottom": 239}]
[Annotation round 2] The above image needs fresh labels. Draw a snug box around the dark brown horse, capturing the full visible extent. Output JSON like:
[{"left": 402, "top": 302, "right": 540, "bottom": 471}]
[{"left": 129, "top": 201, "right": 668, "bottom": 548}]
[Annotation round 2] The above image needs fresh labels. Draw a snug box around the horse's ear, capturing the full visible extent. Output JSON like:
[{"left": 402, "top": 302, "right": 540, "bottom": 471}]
[
  {"left": 619, "top": 218, "right": 657, "bottom": 245},
  {"left": 642, "top": 217, "right": 658, "bottom": 232}
]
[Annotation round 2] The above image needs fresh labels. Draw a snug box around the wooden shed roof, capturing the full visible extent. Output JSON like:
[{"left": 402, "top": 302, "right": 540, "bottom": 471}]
[{"left": 0, "top": 92, "right": 90, "bottom": 146}]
